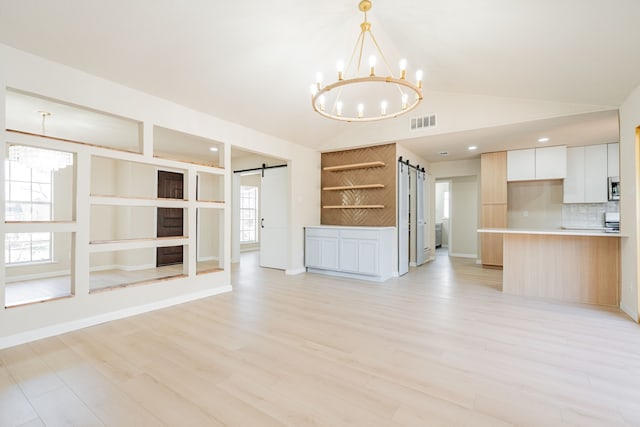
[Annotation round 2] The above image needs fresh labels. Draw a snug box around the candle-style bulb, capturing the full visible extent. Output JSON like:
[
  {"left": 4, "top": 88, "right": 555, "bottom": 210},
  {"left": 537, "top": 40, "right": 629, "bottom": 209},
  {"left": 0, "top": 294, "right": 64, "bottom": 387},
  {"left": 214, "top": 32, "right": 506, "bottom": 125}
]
[
  {"left": 316, "top": 72, "right": 323, "bottom": 90},
  {"left": 318, "top": 95, "right": 326, "bottom": 111},
  {"left": 310, "top": 84, "right": 318, "bottom": 96},
  {"left": 357, "top": 103, "right": 364, "bottom": 118},
  {"left": 380, "top": 100, "right": 388, "bottom": 116},
  {"left": 337, "top": 60, "right": 344, "bottom": 80},
  {"left": 369, "top": 55, "right": 376, "bottom": 76},
  {"left": 416, "top": 69, "right": 423, "bottom": 88},
  {"left": 401, "top": 93, "right": 408, "bottom": 110},
  {"left": 399, "top": 58, "right": 407, "bottom": 79},
  {"left": 336, "top": 101, "right": 343, "bottom": 116}
]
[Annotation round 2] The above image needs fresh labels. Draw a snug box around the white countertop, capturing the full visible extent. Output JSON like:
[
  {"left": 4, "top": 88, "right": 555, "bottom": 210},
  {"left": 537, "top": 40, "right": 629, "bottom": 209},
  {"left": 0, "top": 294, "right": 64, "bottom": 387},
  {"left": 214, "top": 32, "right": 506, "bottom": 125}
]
[{"left": 477, "top": 228, "right": 623, "bottom": 237}]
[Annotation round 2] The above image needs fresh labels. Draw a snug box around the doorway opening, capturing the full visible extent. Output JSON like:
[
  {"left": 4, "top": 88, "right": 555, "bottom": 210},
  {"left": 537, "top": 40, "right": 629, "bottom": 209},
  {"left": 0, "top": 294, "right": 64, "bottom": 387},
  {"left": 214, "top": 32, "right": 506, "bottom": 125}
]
[
  {"left": 231, "top": 147, "right": 290, "bottom": 272},
  {"left": 435, "top": 180, "right": 451, "bottom": 256}
]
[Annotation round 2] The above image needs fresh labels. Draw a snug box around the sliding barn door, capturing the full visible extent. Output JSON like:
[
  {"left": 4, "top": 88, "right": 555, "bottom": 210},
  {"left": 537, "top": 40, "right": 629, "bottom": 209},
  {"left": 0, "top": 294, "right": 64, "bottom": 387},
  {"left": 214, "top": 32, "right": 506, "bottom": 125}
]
[
  {"left": 260, "top": 166, "right": 289, "bottom": 270},
  {"left": 415, "top": 169, "right": 426, "bottom": 266},
  {"left": 398, "top": 161, "right": 410, "bottom": 276}
]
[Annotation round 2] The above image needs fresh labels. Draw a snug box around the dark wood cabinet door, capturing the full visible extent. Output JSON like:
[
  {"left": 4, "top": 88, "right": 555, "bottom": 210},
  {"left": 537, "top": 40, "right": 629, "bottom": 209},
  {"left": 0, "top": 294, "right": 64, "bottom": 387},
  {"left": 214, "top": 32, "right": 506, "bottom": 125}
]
[{"left": 157, "top": 171, "right": 184, "bottom": 267}]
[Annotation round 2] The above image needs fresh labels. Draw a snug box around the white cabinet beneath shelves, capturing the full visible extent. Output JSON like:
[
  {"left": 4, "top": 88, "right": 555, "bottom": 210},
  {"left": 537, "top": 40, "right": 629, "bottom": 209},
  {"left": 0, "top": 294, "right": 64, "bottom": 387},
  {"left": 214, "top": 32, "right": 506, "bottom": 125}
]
[
  {"left": 507, "top": 146, "right": 566, "bottom": 181},
  {"left": 564, "top": 144, "right": 608, "bottom": 203},
  {"left": 305, "top": 226, "right": 394, "bottom": 282}
]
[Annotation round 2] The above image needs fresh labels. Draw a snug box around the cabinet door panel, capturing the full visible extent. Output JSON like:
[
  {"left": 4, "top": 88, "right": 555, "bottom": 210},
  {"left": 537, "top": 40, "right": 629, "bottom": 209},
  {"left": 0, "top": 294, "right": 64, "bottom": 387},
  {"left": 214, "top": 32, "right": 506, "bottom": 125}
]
[
  {"left": 584, "top": 144, "right": 608, "bottom": 203},
  {"left": 305, "top": 237, "right": 322, "bottom": 268},
  {"left": 607, "top": 142, "right": 619, "bottom": 178},
  {"left": 481, "top": 204, "right": 507, "bottom": 228},
  {"left": 320, "top": 238, "right": 339, "bottom": 270},
  {"left": 481, "top": 233, "right": 503, "bottom": 267},
  {"left": 564, "top": 147, "right": 585, "bottom": 203},
  {"left": 535, "top": 146, "right": 566, "bottom": 179},
  {"left": 481, "top": 152, "right": 507, "bottom": 204},
  {"left": 339, "top": 238, "right": 358, "bottom": 272},
  {"left": 358, "top": 240, "right": 379, "bottom": 275},
  {"left": 507, "top": 149, "right": 535, "bottom": 181}
]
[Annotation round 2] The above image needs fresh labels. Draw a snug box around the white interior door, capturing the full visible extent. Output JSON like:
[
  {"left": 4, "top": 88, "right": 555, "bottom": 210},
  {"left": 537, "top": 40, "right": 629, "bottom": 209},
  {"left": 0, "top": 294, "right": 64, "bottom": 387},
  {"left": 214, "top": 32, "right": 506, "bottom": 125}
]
[
  {"left": 398, "top": 162, "right": 409, "bottom": 276},
  {"left": 260, "top": 166, "right": 289, "bottom": 269},
  {"left": 416, "top": 169, "right": 426, "bottom": 266}
]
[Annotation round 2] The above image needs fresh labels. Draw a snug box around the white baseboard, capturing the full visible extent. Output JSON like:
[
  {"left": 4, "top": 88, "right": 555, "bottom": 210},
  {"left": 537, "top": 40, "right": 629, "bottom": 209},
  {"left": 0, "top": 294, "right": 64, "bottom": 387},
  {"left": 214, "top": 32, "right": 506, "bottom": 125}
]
[
  {"left": 620, "top": 302, "right": 639, "bottom": 323},
  {"left": 448, "top": 252, "right": 477, "bottom": 259},
  {"left": 285, "top": 268, "right": 306, "bottom": 275},
  {"left": 0, "top": 285, "right": 232, "bottom": 350},
  {"left": 475, "top": 259, "right": 482, "bottom": 264},
  {"left": 409, "top": 262, "right": 417, "bottom": 267},
  {"left": 197, "top": 256, "right": 219, "bottom": 262}
]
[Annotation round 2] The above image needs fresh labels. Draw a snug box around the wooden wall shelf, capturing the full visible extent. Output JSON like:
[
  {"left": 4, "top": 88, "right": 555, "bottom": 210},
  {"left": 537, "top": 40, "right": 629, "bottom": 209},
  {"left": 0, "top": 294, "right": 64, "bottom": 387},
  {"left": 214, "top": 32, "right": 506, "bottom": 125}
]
[
  {"left": 322, "top": 184, "right": 385, "bottom": 191},
  {"left": 323, "top": 161, "right": 385, "bottom": 172},
  {"left": 323, "top": 205, "right": 385, "bottom": 209}
]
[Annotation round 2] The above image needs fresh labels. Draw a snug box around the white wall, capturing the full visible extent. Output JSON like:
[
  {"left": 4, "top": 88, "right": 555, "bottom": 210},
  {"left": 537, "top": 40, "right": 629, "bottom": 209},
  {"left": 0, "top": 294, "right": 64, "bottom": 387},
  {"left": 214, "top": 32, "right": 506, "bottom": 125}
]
[
  {"left": 619, "top": 84, "right": 640, "bottom": 322},
  {"left": 450, "top": 176, "right": 478, "bottom": 257}
]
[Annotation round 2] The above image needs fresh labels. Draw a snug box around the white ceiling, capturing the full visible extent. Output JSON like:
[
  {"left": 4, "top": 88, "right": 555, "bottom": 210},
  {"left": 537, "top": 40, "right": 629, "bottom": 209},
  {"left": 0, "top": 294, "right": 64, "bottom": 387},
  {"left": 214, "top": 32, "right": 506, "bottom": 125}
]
[{"left": 0, "top": 0, "right": 638, "bottom": 162}]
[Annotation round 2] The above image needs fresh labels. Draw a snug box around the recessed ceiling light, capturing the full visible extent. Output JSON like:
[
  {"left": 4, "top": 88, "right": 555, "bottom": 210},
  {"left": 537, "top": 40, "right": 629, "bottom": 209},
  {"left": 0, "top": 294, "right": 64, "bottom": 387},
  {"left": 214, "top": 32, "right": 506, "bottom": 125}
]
[
  {"left": 438, "top": 151, "right": 449, "bottom": 157},
  {"left": 468, "top": 145, "right": 477, "bottom": 151},
  {"left": 538, "top": 137, "right": 550, "bottom": 143},
  {"left": 209, "top": 147, "right": 218, "bottom": 152}
]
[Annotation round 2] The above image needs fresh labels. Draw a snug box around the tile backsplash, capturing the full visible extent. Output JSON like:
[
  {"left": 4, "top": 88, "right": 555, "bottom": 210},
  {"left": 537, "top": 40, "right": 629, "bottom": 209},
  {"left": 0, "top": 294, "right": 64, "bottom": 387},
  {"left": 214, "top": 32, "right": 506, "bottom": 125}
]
[{"left": 562, "top": 202, "right": 619, "bottom": 228}]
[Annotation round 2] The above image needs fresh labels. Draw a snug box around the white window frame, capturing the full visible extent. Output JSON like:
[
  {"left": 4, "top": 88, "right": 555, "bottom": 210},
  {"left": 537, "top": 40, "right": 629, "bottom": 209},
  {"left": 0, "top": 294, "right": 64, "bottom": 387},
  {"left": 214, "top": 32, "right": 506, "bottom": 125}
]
[
  {"left": 4, "top": 159, "right": 53, "bottom": 264},
  {"left": 239, "top": 185, "right": 259, "bottom": 244}
]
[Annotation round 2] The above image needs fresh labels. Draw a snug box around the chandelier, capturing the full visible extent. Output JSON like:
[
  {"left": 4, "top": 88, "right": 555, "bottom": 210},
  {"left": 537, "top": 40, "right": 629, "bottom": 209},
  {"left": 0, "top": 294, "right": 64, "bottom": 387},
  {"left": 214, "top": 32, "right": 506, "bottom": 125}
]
[{"left": 311, "top": 0, "right": 423, "bottom": 122}]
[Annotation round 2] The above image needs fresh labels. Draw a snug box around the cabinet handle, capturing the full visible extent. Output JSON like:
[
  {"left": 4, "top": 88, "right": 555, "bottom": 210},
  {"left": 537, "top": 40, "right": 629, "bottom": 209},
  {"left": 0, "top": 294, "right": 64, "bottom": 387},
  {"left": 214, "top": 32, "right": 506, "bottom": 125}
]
[{"left": 261, "top": 218, "right": 264, "bottom": 229}]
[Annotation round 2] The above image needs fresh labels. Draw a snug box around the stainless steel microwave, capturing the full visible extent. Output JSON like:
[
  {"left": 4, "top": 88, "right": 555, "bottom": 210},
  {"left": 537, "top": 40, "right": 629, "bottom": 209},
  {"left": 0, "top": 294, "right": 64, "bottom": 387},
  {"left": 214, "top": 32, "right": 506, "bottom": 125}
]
[{"left": 608, "top": 176, "right": 620, "bottom": 201}]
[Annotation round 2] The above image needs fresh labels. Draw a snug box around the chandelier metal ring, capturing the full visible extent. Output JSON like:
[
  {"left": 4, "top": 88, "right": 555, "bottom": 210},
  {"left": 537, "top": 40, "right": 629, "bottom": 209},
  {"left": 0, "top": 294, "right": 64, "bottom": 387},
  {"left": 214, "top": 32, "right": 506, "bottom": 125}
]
[{"left": 311, "top": 76, "right": 423, "bottom": 122}]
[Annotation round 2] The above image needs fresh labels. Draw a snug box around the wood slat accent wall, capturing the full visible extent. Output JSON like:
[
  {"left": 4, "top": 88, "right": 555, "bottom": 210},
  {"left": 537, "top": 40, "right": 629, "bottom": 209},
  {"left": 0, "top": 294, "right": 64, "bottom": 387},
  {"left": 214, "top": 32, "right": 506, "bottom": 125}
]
[{"left": 321, "top": 143, "right": 396, "bottom": 226}]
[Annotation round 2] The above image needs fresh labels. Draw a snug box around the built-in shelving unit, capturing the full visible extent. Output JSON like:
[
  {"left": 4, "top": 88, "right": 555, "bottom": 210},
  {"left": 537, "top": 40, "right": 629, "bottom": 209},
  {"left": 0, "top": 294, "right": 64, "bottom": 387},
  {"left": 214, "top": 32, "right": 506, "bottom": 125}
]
[
  {"left": 322, "top": 161, "right": 385, "bottom": 172},
  {"left": 322, "top": 184, "right": 384, "bottom": 191},
  {"left": 322, "top": 205, "right": 385, "bottom": 209}
]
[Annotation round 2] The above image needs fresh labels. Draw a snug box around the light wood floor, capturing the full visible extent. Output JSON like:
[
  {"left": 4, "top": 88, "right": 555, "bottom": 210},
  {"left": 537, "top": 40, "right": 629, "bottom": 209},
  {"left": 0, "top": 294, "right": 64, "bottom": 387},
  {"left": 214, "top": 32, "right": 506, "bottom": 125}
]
[{"left": 1, "top": 251, "right": 640, "bottom": 426}]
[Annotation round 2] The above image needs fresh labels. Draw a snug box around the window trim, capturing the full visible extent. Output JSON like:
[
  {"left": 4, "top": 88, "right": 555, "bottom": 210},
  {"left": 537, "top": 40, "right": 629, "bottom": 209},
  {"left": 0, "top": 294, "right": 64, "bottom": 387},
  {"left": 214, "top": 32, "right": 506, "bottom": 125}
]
[{"left": 239, "top": 185, "right": 259, "bottom": 244}]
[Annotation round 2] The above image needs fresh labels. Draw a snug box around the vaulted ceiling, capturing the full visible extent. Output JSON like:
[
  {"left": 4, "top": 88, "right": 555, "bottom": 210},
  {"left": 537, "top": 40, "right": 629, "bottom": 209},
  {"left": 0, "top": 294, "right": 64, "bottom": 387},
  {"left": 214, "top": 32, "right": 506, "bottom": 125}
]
[{"left": 1, "top": 0, "right": 638, "bottom": 162}]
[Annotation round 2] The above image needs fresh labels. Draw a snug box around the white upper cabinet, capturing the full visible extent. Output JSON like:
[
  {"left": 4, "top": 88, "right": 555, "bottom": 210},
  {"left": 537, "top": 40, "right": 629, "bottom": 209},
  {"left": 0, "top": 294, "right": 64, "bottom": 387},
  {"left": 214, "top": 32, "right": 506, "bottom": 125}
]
[
  {"left": 507, "top": 149, "right": 535, "bottom": 181},
  {"left": 584, "top": 144, "right": 608, "bottom": 203},
  {"left": 507, "top": 146, "right": 566, "bottom": 181},
  {"left": 564, "top": 146, "right": 585, "bottom": 203},
  {"left": 535, "top": 146, "right": 567, "bottom": 179},
  {"left": 563, "top": 144, "right": 608, "bottom": 203},
  {"left": 607, "top": 143, "right": 619, "bottom": 177}
]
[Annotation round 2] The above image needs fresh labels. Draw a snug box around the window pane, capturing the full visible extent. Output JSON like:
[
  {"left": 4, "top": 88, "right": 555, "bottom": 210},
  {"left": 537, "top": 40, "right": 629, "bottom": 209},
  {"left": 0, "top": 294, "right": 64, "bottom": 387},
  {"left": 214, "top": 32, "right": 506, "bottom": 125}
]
[
  {"left": 9, "top": 182, "right": 31, "bottom": 202},
  {"left": 32, "top": 183, "right": 51, "bottom": 202},
  {"left": 5, "top": 203, "right": 29, "bottom": 221},
  {"left": 31, "top": 204, "right": 51, "bottom": 221},
  {"left": 32, "top": 241, "right": 51, "bottom": 261},
  {"left": 31, "top": 169, "right": 52, "bottom": 183},
  {"left": 9, "top": 161, "right": 31, "bottom": 181}
]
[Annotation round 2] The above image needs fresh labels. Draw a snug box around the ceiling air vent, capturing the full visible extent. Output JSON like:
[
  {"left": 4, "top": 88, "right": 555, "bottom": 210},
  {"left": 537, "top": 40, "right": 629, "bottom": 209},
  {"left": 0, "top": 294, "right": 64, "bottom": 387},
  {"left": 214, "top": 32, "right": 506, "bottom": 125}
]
[{"left": 410, "top": 114, "right": 437, "bottom": 131}]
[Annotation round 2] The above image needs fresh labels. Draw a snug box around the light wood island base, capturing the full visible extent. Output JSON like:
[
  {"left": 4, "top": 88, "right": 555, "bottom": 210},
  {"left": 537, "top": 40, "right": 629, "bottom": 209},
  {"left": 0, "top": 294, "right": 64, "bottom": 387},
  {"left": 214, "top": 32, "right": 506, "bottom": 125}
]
[{"left": 503, "top": 233, "right": 620, "bottom": 306}]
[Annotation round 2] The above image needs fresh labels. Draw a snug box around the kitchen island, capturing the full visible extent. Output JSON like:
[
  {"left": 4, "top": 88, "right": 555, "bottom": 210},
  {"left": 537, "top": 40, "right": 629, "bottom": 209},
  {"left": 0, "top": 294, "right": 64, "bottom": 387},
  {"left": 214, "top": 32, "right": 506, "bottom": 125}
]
[{"left": 478, "top": 228, "right": 622, "bottom": 307}]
